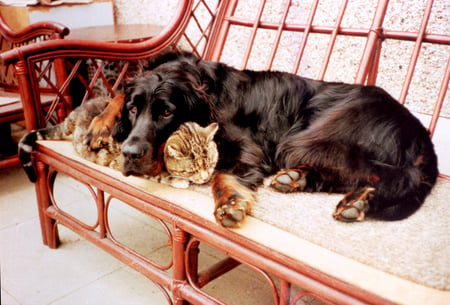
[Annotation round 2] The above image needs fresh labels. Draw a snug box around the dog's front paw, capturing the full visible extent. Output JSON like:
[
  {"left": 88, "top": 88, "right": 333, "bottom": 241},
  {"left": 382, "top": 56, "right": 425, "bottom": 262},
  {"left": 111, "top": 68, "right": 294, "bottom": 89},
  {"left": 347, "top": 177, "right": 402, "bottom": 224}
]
[
  {"left": 85, "top": 94, "right": 125, "bottom": 150},
  {"left": 333, "top": 187, "right": 375, "bottom": 222},
  {"left": 84, "top": 116, "right": 112, "bottom": 150},
  {"left": 215, "top": 196, "right": 251, "bottom": 228},
  {"left": 212, "top": 173, "right": 254, "bottom": 228}
]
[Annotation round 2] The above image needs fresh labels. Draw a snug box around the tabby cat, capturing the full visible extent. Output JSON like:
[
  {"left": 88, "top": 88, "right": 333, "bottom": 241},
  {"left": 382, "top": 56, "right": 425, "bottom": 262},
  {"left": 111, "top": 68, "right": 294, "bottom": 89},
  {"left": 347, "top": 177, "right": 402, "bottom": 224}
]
[
  {"left": 163, "top": 121, "right": 219, "bottom": 188},
  {"left": 19, "top": 96, "right": 219, "bottom": 188}
]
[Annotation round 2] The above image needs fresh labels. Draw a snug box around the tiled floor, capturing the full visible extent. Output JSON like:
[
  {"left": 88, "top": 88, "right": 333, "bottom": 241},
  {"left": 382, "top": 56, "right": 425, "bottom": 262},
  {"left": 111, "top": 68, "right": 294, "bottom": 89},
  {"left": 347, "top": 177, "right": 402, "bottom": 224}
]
[{"left": 0, "top": 168, "right": 301, "bottom": 305}]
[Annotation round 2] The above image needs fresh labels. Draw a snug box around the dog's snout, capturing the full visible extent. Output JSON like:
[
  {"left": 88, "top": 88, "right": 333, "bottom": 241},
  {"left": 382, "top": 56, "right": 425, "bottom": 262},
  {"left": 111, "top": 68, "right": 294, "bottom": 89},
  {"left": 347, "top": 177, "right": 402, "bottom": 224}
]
[{"left": 122, "top": 139, "right": 150, "bottom": 160}]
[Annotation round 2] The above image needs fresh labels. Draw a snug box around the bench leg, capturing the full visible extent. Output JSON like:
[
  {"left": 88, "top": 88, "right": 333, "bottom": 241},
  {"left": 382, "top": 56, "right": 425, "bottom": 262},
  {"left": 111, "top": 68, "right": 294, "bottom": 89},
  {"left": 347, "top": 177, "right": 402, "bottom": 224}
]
[
  {"left": 280, "top": 280, "right": 291, "bottom": 305},
  {"left": 172, "top": 225, "right": 188, "bottom": 305},
  {"left": 186, "top": 240, "right": 200, "bottom": 285},
  {"left": 35, "top": 161, "right": 60, "bottom": 248}
]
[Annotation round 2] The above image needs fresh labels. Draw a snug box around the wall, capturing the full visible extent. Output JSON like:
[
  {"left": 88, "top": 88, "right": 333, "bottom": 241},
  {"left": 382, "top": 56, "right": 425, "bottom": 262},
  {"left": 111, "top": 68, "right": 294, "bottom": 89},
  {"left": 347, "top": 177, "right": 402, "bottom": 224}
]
[
  {"left": 113, "top": 0, "right": 449, "bottom": 117},
  {"left": 113, "top": 0, "right": 177, "bottom": 27}
]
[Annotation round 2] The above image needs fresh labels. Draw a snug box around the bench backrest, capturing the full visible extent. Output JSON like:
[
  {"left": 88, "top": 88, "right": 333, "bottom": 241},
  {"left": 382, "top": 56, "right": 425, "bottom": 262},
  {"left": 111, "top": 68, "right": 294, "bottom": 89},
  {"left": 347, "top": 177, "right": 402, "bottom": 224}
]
[
  {"left": 180, "top": 0, "right": 449, "bottom": 176},
  {"left": 180, "top": 0, "right": 448, "bottom": 136},
  {"left": 1, "top": 0, "right": 448, "bottom": 175}
]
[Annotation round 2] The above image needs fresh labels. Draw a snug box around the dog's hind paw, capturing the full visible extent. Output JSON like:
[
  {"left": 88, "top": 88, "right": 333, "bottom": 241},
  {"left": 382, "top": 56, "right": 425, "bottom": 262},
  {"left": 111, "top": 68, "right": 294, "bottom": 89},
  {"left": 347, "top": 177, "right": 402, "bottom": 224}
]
[
  {"left": 270, "top": 167, "right": 309, "bottom": 193},
  {"left": 333, "top": 187, "right": 375, "bottom": 222}
]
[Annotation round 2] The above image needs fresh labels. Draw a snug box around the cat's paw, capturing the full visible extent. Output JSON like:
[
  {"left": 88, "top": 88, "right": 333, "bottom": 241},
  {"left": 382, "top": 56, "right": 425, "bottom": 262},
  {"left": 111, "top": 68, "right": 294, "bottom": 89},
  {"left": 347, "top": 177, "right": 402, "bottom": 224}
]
[
  {"left": 270, "top": 167, "right": 309, "bottom": 193},
  {"left": 169, "top": 177, "right": 190, "bottom": 189},
  {"left": 333, "top": 187, "right": 375, "bottom": 222},
  {"left": 212, "top": 173, "right": 254, "bottom": 228}
]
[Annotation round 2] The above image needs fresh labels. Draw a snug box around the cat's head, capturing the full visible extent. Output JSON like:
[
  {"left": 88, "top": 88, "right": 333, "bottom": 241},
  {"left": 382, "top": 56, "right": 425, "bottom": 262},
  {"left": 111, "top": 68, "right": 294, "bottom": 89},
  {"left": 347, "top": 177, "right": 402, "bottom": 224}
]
[{"left": 164, "top": 122, "right": 219, "bottom": 184}]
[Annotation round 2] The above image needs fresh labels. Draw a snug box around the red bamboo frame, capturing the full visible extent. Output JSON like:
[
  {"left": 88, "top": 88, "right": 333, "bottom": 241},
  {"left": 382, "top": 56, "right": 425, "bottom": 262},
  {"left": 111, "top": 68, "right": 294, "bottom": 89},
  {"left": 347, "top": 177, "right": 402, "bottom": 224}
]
[
  {"left": 0, "top": 13, "right": 69, "bottom": 171},
  {"left": 1, "top": 0, "right": 449, "bottom": 304}
]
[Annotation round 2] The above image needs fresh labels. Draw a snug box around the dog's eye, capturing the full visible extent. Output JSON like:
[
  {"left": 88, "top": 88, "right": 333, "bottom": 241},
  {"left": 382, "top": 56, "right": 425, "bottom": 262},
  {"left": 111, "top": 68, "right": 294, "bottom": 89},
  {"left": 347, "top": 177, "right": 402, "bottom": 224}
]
[
  {"left": 129, "top": 106, "right": 138, "bottom": 114},
  {"left": 162, "top": 110, "right": 172, "bottom": 117}
]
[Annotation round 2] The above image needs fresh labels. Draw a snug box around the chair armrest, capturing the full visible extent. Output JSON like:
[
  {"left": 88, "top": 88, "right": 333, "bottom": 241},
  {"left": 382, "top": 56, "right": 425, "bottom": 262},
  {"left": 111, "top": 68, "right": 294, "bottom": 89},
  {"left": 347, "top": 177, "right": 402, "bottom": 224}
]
[
  {"left": 0, "top": 0, "right": 193, "bottom": 65},
  {"left": 0, "top": 14, "right": 69, "bottom": 43}
]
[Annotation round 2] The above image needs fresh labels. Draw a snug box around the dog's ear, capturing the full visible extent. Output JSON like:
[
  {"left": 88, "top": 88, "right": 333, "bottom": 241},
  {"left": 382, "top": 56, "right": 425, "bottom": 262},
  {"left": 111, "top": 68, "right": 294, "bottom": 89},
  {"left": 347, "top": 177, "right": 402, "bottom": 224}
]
[
  {"left": 175, "top": 71, "right": 212, "bottom": 126},
  {"left": 112, "top": 117, "right": 131, "bottom": 143},
  {"left": 188, "top": 75, "right": 210, "bottom": 103}
]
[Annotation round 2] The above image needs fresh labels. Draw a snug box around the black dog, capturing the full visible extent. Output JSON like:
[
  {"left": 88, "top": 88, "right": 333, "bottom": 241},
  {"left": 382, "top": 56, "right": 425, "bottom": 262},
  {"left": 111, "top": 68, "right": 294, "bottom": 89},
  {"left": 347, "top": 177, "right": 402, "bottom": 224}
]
[{"left": 111, "top": 51, "right": 438, "bottom": 227}]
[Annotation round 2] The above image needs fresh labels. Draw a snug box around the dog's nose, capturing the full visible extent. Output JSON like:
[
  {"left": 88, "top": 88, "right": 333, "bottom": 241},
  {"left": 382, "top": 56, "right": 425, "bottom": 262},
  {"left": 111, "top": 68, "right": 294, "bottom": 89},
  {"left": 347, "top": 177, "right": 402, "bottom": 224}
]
[{"left": 122, "top": 140, "right": 150, "bottom": 160}]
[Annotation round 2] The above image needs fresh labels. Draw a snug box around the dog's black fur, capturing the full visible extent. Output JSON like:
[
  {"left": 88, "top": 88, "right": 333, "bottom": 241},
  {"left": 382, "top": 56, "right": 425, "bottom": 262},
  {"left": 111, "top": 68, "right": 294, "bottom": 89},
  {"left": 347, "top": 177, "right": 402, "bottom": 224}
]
[{"left": 114, "top": 51, "right": 438, "bottom": 226}]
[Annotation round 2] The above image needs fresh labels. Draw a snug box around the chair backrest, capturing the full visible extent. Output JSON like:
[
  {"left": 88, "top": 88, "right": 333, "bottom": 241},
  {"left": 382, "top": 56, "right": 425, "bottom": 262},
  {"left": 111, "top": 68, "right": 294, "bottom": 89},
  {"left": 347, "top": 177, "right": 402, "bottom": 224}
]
[{"left": 0, "top": 13, "right": 69, "bottom": 91}]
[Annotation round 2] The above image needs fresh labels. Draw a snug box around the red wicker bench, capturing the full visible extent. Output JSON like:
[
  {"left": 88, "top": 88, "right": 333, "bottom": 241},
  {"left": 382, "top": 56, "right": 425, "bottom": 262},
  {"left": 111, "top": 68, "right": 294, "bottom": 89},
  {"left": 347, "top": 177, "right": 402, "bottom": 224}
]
[{"left": 1, "top": 0, "right": 449, "bottom": 304}]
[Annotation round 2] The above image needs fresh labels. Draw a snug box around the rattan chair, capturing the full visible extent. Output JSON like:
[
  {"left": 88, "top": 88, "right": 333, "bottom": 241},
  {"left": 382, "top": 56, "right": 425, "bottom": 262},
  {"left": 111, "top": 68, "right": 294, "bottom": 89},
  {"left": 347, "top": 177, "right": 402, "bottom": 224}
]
[{"left": 0, "top": 13, "right": 69, "bottom": 171}]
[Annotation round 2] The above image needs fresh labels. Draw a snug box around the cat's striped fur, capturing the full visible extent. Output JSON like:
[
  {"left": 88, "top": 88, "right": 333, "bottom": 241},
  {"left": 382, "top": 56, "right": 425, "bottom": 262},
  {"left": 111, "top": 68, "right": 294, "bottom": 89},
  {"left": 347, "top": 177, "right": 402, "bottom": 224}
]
[
  {"left": 164, "top": 122, "right": 218, "bottom": 187},
  {"left": 19, "top": 96, "right": 122, "bottom": 182}
]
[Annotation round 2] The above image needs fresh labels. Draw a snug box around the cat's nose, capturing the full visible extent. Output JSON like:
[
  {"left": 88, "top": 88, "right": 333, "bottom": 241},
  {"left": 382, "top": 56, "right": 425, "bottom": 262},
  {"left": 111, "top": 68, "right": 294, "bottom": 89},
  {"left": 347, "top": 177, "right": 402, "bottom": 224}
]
[
  {"left": 200, "top": 170, "right": 209, "bottom": 181},
  {"left": 122, "top": 139, "right": 150, "bottom": 160}
]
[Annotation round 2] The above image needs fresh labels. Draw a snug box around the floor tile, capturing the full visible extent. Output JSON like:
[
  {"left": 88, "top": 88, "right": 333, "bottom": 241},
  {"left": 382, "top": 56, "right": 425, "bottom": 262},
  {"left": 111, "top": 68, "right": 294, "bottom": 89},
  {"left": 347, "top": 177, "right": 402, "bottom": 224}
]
[
  {"left": 0, "top": 168, "right": 39, "bottom": 229},
  {"left": 1, "top": 288, "right": 20, "bottom": 305},
  {"left": 49, "top": 267, "right": 169, "bottom": 305},
  {"left": 0, "top": 220, "right": 121, "bottom": 305}
]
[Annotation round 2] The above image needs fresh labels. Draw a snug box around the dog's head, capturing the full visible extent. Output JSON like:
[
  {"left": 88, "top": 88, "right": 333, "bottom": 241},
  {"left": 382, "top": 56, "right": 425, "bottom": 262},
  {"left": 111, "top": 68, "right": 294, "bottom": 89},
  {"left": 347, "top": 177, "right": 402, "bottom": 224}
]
[{"left": 113, "top": 54, "right": 213, "bottom": 177}]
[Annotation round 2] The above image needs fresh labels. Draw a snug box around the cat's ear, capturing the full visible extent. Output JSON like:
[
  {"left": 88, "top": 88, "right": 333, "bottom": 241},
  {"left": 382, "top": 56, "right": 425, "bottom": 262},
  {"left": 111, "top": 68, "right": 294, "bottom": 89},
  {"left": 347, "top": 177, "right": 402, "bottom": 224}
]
[
  {"left": 166, "top": 144, "right": 182, "bottom": 158},
  {"left": 205, "top": 123, "right": 219, "bottom": 142}
]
